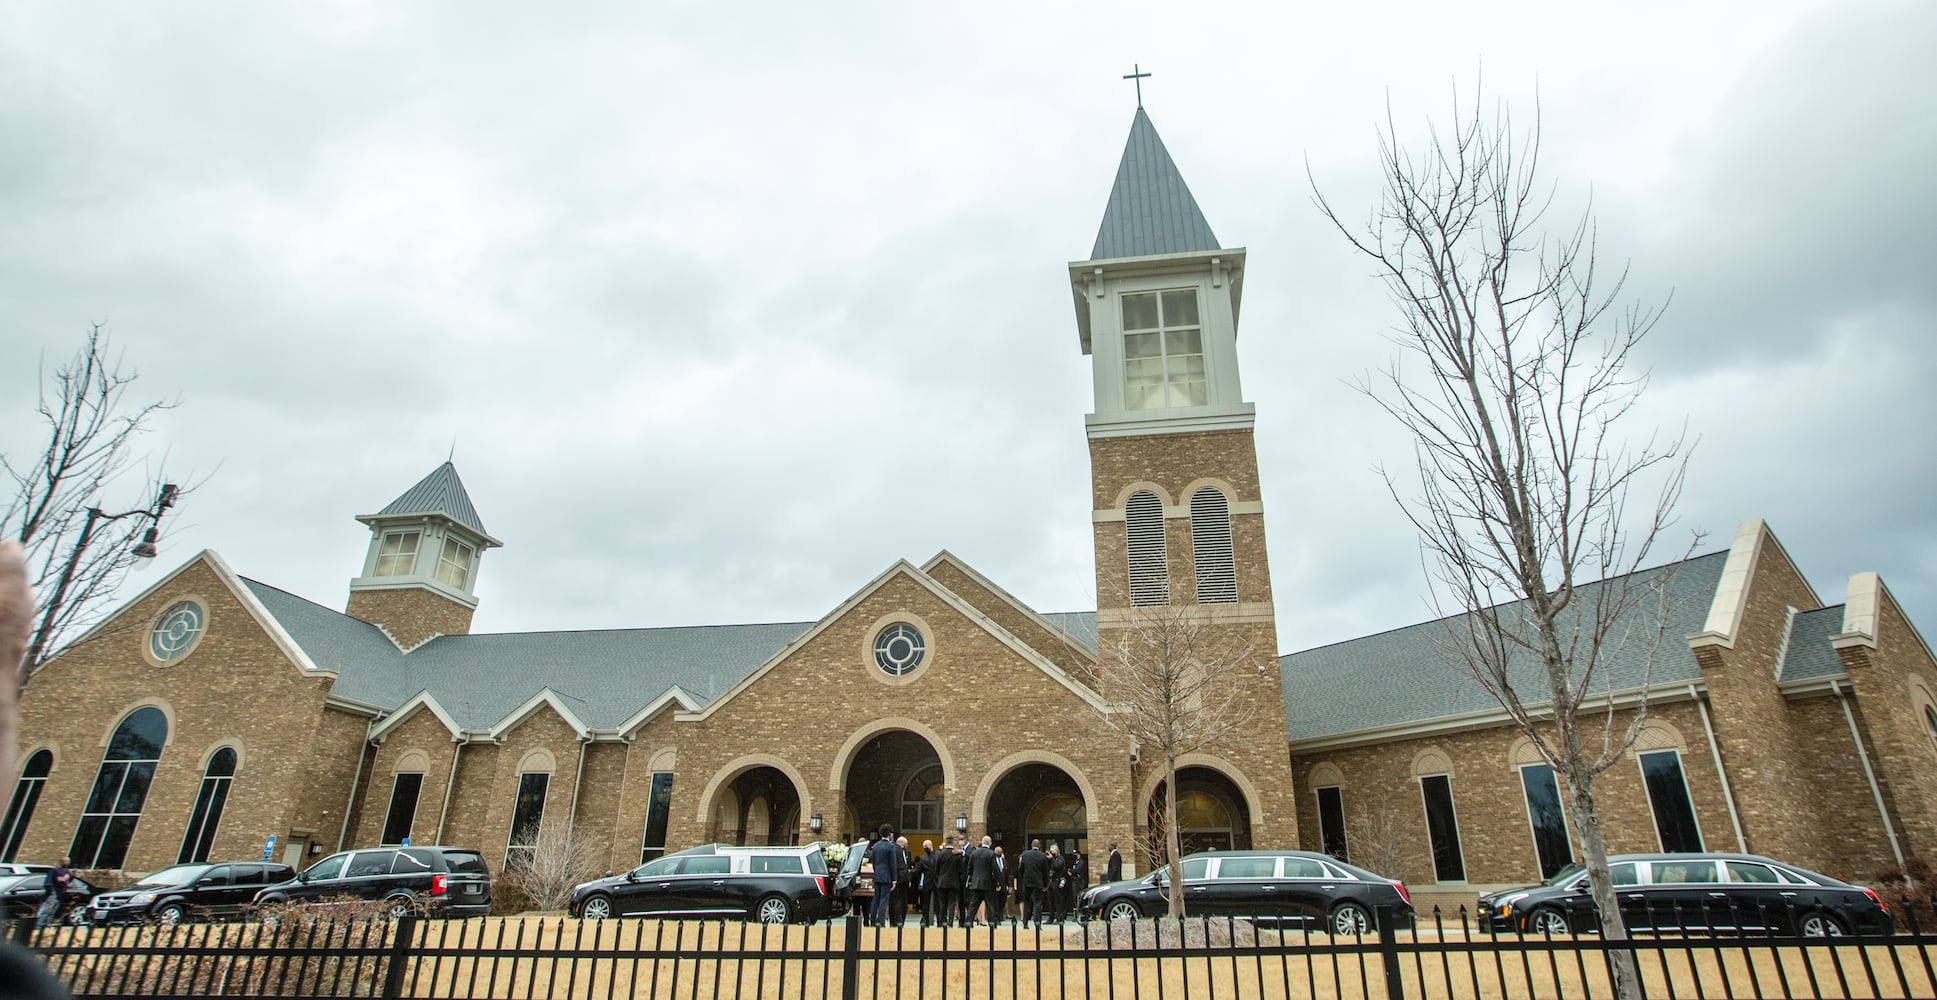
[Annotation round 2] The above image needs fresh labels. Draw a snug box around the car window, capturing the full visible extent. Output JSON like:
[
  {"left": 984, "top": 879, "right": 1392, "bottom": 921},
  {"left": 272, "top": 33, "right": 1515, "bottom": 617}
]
[
  {"left": 231, "top": 865, "right": 261, "bottom": 884},
  {"left": 1180, "top": 858, "right": 1208, "bottom": 881},
  {"left": 1774, "top": 867, "right": 1817, "bottom": 885},
  {"left": 806, "top": 851, "right": 829, "bottom": 876},
  {"left": 1216, "top": 857, "right": 1275, "bottom": 879},
  {"left": 686, "top": 856, "right": 731, "bottom": 875},
  {"left": 199, "top": 866, "right": 233, "bottom": 887},
  {"left": 440, "top": 850, "right": 490, "bottom": 876},
  {"left": 393, "top": 849, "right": 437, "bottom": 874},
  {"left": 1650, "top": 861, "right": 1718, "bottom": 885},
  {"left": 303, "top": 854, "right": 348, "bottom": 881},
  {"left": 1609, "top": 863, "right": 1638, "bottom": 886},
  {"left": 1283, "top": 857, "right": 1329, "bottom": 878},
  {"left": 750, "top": 855, "right": 803, "bottom": 874},
  {"left": 346, "top": 850, "right": 398, "bottom": 878},
  {"left": 134, "top": 865, "right": 207, "bottom": 888},
  {"left": 1725, "top": 862, "right": 1782, "bottom": 884},
  {"left": 638, "top": 856, "right": 681, "bottom": 878}
]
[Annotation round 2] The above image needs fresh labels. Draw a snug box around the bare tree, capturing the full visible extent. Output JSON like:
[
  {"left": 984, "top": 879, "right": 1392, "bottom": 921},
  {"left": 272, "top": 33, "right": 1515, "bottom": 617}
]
[
  {"left": 1344, "top": 797, "right": 1419, "bottom": 880},
  {"left": 502, "top": 818, "right": 608, "bottom": 912},
  {"left": 1313, "top": 86, "right": 1693, "bottom": 999},
  {"left": 1097, "top": 604, "right": 1257, "bottom": 919},
  {"left": 4, "top": 325, "right": 185, "bottom": 679}
]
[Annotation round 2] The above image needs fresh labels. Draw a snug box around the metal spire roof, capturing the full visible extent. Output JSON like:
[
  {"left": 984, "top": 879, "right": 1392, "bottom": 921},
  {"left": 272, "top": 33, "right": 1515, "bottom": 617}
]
[
  {"left": 367, "top": 461, "right": 491, "bottom": 538},
  {"left": 1089, "top": 108, "right": 1222, "bottom": 261}
]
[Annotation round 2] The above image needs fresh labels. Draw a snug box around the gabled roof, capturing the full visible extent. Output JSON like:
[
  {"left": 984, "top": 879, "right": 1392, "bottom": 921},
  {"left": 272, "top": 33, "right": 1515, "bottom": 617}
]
[
  {"left": 1778, "top": 605, "right": 1850, "bottom": 684},
  {"left": 1089, "top": 108, "right": 1222, "bottom": 261},
  {"left": 360, "top": 461, "right": 497, "bottom": 542},
  {"left": 1280, "top": 551, "right": 1730, "bottom": 744}
]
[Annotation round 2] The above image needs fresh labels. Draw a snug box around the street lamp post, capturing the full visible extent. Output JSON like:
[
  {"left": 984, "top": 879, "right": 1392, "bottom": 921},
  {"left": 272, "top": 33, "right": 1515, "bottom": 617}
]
[{"left": 20, "top": 483, "right": 178, "bottom": 676}]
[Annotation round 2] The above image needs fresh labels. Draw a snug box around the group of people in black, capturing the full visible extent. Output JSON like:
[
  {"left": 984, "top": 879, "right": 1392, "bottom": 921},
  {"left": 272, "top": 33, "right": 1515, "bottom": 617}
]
[{"left": 860, "top": 824, "right": 1126, "bottom": 928}]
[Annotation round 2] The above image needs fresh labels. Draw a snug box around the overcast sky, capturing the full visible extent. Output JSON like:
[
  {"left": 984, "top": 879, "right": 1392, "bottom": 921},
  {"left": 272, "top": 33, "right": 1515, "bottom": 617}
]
[{"left": 4, "top": 0, "right": 1932, "bottom": 655}]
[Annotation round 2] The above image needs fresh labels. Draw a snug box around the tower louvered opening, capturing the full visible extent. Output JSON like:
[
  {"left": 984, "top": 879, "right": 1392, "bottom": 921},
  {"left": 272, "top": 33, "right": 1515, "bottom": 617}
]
[
  {"left": 1125, "top": 490, "right": 1170, "bottom": 607},
  {"left": 1190, "top": 487, "right": 1237, "bottom": 604}
]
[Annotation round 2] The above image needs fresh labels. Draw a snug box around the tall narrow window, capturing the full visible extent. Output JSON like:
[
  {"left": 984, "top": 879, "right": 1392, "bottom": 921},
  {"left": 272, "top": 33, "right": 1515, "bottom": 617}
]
[
  {"left": 71, "top": 707, "right": 168, "bottom": 869},
  {"left": 640, "top": 772, "right": 674, "bottom": 864},
  {"left": 1316, "top": 786, "right": 1348, "bottom": 862},
  {"left": 374, "top": 531, "right": 421, "bottom": 576},
  {"left": 505, "top": 772, "right": 550, "bottom": 869},
  {"left": 177, "top": 747, "right": 237, "bottom": 864},
  {"left": 1, "top": 750, "right": 53, "bottom": 862},
  {"left": 1418, "top": 774, "right": 1466, "bottom": 882},
  {"left": 1188, "top": 487, "right": 1237, "bottom": 603},
  {"left": 1125, "top": 490, "right": 1169, "bottom": 607},
  {"left": 1639, "top": 750, "right": 1703, "bottom": 852},
  {"left": 1519, "top": 763, "right": 1573, "bottom": 879},
  {"left": 1122, "top": 289, "right": 1206, "bottom": 409},
  {"left": 900, "top": 764, "right": 944, "bottom": 832},
  {"left": 382, "top": 773, "right": 424, "bottom": 846},
  {"left": 434, "top": 538, "right": 474, "bottom": 589}
]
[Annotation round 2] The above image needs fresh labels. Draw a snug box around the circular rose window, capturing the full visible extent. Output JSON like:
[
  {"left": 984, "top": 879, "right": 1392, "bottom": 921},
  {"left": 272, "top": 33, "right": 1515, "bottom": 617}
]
[
  {"left": 872, "top": 623, "right": 926, "bottom": 676},
  {"left": 149, "top": 601, "right": 205, "bottom": 663}
]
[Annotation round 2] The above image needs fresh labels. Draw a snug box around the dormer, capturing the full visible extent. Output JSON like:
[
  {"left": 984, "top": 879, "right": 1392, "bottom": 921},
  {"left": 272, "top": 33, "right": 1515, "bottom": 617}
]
[{"left": 346, "top": 461, "right": 502, "bottom": 647}]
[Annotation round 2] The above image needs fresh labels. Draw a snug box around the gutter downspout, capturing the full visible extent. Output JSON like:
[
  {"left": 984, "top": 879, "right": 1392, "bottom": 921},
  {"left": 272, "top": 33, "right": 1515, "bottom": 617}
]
[
  {"left": 336, "top": 720, "right": 376, "bottom": 852},
  {"left": 1833, "top": 679, "right": 1906, "bottom": 869},
  {"left": 1691, "top": 684, "right": 1747, "bottom": 853},
  {"left": 434, "top": 736, "right": 466, "bottom": 846},
  {"left": 566, "top": 737, "right": 589, "bottom": 843}
]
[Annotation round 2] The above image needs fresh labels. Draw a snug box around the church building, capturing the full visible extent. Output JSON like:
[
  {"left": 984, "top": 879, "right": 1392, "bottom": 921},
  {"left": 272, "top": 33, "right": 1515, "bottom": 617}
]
[{"left": 7, "top": 108, "right": 1936, "bottom": 911}]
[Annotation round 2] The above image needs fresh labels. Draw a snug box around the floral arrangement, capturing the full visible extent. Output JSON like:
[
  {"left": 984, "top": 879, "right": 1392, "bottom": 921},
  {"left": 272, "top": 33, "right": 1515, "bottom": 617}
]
[{"left": 821, "top": 842, "right": 850, "bottom": 868}]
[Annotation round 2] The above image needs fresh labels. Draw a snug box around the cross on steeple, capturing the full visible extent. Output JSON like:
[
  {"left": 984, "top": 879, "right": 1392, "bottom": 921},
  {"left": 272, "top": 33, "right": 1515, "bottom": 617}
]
[{"left": 1122, "top": 64, "right": 1151, "bottom": 109}]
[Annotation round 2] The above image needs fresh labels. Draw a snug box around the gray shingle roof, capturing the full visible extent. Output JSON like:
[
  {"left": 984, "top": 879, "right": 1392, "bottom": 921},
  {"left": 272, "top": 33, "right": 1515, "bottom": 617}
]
[
  {"left": 370, "top": 462, "right": 489, "bottom": 536},
  {"left": 244, "top": 578, "right": 810, "bottom": 731},
  {"left": 1040, "top": 611, "right": 1099, "bottom": 652},
  {"left": 1280, "top": 551, "right": 1730, "bottom": 742},
  {"left": 1778, "top": 605, "right": 1848, "bottom": 683},
  {"left": 1089, "top": 108, "right": 1222, "bottom": 261}
]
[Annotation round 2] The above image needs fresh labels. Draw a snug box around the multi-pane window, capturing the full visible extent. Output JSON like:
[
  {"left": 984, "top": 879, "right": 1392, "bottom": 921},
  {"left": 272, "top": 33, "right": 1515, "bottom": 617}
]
[
  {"left": 382, "top": 773, "right": 424, "bottom": 846},
  {"left": 1418, "top": 774, "right": 1466, "bottom": 882},
  {"left": 71, "top": 707, "right": 168, "bottom": 869},
  {"left": 1, "top": 750, "right": 53, "bottom": 862},
  {"left": 900, "top": 764, "right": 944, "bottom": 833},
  {"left": 435, "top": 538, "right": 474, "bottom": 589},
  {"left": 640, "top": 772, "right": 674, "bottom": 864},
  {"left": 1188, "top": 487, "right": 1237, "bottom": 603},
  {"left": 1639, "top": 750, "right": 1703, "bottom": 852},
  {"left": 375, "top": 531, "right": 421, "bottom": 576},
  {"left": 1316, "top": 786, "right": 1348, "bottom": 862},
  {"left": 1125, "top": 490, "right": 1169, "bottom": 607},
  {"left": 1518, "top": 763, "right": 1573, "bottom": 879},
  {"left": 1122, "top": 289, "right": 1205, "bottom": 409},
  {"left": 506, "top": 772, "right": 550, "bottom": 870},
  {"left": 177, "top": 747, "right": 237, "bottom": 864}
]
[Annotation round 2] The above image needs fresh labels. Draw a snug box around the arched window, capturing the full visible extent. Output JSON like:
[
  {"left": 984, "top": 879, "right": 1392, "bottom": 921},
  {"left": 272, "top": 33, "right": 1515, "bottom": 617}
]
[
  {"left": 1, "top": 750, "right": 53, "bottom": 862},
  {"left": 178, "top": 747, "right": 237, "bottom": 863},
  {"left": 1125, "top": 490, "right": 1169, "bottom": 607},
  {"left": 1188, "top": 487, "right": 1236, "bottom": 603},
  {"left": 1925, "top": 706, "right": 1937, "bottom": 752},
  {"left": 900, "top": 764, "right": 943, "bottom": 832},
  {"left": 71, "top": 707, "right": 168, "bottom": 868}
]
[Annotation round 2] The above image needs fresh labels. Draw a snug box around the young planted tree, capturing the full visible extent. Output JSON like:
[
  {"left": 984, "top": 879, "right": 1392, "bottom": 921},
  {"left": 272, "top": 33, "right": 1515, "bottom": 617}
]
[
  {"left": 1313, "top": 88, "right": 1692, "bottom": 999},
  {"left": 1097, "top": 604, "right": 1257, "bottom": 919},
  {"left": 4, "top": 325, "right": 184, "bottom": 679},
  {"left": 502, "top": 818, "right": 607, "bottom": 912}
]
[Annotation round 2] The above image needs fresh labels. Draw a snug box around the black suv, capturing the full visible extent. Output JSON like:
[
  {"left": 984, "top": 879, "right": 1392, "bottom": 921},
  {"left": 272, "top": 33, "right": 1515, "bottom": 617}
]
[
  {"left": 569, "top": 843, "right": 834, "bottom": 924},
  {"left": 90, "top": 862, "right": 296, "bottom": 924},
  {"left": 1477, "top": 853, "right": 1892, "bottom": 937},
  {"left": 255, "top": 846, "right": 491, "bottom": 918},
  {"left": 1081, "top": 850, "right": 1414, "bottom": 934}
]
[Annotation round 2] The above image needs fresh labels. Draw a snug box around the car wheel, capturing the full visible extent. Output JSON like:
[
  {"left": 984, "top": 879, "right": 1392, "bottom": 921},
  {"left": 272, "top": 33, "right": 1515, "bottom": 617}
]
[
  {"left": 1104, "top": 900, "right": 1142, "bottom": 921},
  {"left": 1799, "top": 913, "right": 1847, "bottom": 938},
  {"left": 157, "top": 903, "right": 187, "bottom": 926},
  {"left": 580, "top": 895, "right": 614, "bottom": 921},
  {"left": 1330, "top": 902, "right": 1371, "bottom": 937},
  {"left": 385, "top": 895, "right": 418, "bottom": 920},
  {"left": 1528, "top": 908, "right": 1569, "bottom": 937},
  {"left": 755, "top": 895, "right": 793, "bottom": 925}
]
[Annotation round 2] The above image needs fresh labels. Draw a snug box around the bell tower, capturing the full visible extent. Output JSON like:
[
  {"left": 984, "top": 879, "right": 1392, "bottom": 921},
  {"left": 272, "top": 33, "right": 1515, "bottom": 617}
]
[
  {"left": 1073, "top": 107, "right": 1300, "bottom": 849},
  {"left": 346, "top": 461, "right": 502, "bottom": 649}
]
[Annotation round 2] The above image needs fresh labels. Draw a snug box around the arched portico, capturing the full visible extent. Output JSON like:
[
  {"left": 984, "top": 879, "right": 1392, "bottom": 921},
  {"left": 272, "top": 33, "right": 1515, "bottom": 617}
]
[
  {"left": 972, "top": 751, "right": 1099, "bottom": 856},
  {"left": 835, "top": 725, "right": 948, "bottom": 845},
  {"left": 696, "top": 753, "right": 814, "bottom": 843},
  {"left": 1140, "top": 755, "right": 1263, "bottom": 860},
  {"left": 829, "top": 717, "right": 957, "bottom": 797}
]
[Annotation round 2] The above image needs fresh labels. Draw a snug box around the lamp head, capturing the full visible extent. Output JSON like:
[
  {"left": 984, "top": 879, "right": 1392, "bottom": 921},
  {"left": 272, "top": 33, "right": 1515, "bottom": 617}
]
[{"left": 132, "top": 527, "right": 160, "bottom": 560}]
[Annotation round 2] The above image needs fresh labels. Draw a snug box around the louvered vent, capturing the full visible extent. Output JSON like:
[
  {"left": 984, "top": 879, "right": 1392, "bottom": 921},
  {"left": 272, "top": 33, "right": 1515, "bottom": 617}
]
[
  {"left": 1125, "top": 490, "right": 1170, "bottom": 607},
  {"left": 1190, "top": 487, "right": 1237, "bottom": 603}
]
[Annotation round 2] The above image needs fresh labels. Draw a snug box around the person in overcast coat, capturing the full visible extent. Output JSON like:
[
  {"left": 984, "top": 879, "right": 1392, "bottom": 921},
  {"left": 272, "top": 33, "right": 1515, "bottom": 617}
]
[
  {"left": 928, "top": 837, "right": 964, "bottom": 927},
  {"left": 868, "top": 825, "right": 900, "bottom": 927},
  {"left": 1017, "top": 839, "right": 1049, "bottom": 926},
  {"left": 966, "top": 836, "right": 999, "bottom": 927},
  {"left": 1105, "top": 843, "right": 1123, "bottom": 884}
]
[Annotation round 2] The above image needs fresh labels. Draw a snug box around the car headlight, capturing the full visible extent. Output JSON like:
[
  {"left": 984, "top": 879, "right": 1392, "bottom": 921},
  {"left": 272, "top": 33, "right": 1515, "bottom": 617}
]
[
  {"left": 1496, "top": 892, "right": 1527, "bottom": 917},
  {"left": 128, "top": 893, "right": 156, "bottom": 905}
]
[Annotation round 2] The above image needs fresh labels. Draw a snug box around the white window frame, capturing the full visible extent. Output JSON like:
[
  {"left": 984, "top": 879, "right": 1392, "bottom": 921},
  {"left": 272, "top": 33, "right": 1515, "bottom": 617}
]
[
  {"left": 375, "top": 530, "right": 421, "bottom": 577},
  {"left": 435, "top": 537, "right": 474, "bottom": 589},
  {"left": 1516, "top": 761, "right": 1574, "bottom": 878},
  {"left": 505, "top": 771, "right": 551, "bottom": 869},
  {"left": 1120, "top": 287, "right": 1206, "bottom": 410},
  {"left": 1416, "top": 772, "right": 1468, "bottom": 884},
  {"left": 1635, "top": 749, "right": 1704, "bottom": 853}
]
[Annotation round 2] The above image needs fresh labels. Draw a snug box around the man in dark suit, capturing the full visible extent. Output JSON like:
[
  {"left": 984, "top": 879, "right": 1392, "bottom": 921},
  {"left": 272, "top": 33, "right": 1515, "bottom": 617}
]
[
  {"left": 1066, "top": 850, "right": 1087, "bottom": 921},
  {"left": 1017, "top": 839, "right": 1049, "bottom": 927},
  {"left": 1105, "top": 843, "right": 1123, "bottom": 884},
  {"left": 868, "top": 825, "right": 900, "bottom": 927},
  {"left": 893, "top": 836, "right": 913, "bottom": 925},
  {"left": 1045, "top": 845, "right": 1068, "bottom": 923},
  {"left": 965, "top": 836, "right": 999, "bottom": 927},
  {"left": 929, "top": 836, "right": 964, "bottom": 927},
  {"left": 913, "top": 840, "right": 935, "bottom": 923}
]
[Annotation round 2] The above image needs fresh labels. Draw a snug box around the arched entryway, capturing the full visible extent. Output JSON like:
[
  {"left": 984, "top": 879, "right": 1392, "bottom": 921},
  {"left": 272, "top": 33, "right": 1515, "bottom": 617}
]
[
  {"left": 840, "top": 730, "right": 945, "bottom": 846},
  {"left": 983, "top": 762, "right": 1089, "bottom": 857},
  {"left": 698, "top": 754, "right": 812, "bottom": 846},
  {"left": 1147, "top": 766, "right": 1252, "bottom": 861}
]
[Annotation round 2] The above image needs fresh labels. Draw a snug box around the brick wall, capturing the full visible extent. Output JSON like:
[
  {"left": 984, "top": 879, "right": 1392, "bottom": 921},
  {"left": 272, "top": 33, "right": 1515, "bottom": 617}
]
[{"left": 345, "top": 587, "right": 474, "bottom": 649}]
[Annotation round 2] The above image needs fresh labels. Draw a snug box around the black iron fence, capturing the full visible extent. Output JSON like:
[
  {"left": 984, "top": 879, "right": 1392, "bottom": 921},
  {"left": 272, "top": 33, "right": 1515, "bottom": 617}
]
[{"left": 13, "top": 900, "right": 1937, "bottom": 999}]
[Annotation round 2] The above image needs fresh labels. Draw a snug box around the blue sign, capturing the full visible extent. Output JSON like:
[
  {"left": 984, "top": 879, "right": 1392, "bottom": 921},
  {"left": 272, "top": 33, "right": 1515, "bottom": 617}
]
[
  {"left": 263, "top": 834, "right": 277, "bottom": 861},
  {"left": 401, "top": 836, "right": 411, "bottom": 847}
]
